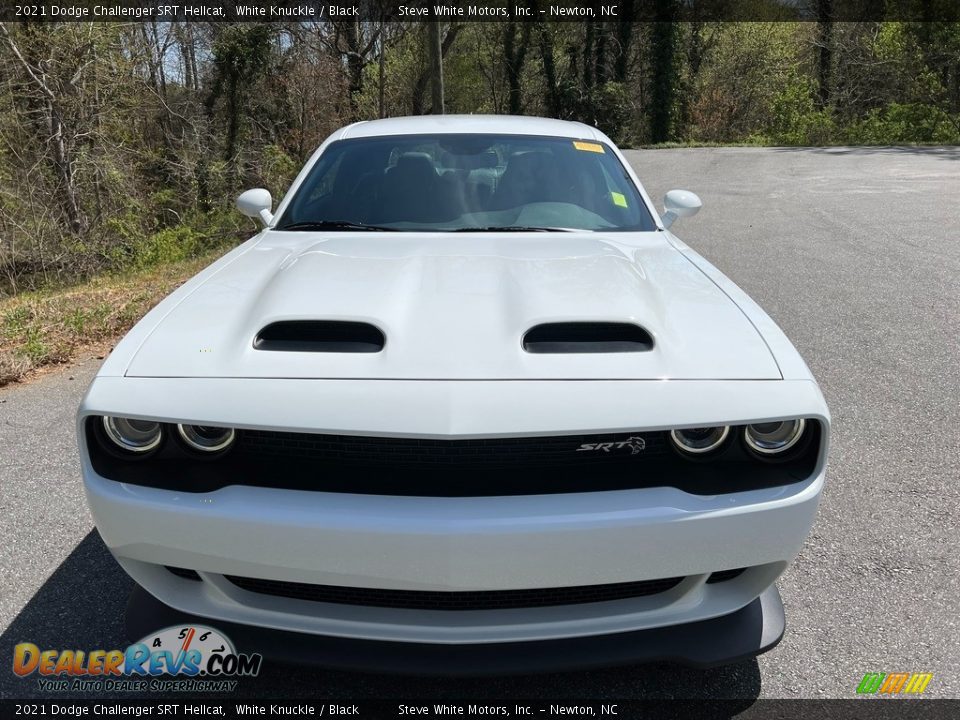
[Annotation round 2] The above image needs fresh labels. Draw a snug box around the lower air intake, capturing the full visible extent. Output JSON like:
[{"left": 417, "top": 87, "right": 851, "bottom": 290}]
[
  {"left": 706, "top": 568, "right": 747, "bottom": 584},
  {"left": 225, "top": 575, "right": 684, "bottom": 611},
  {"left": 165, "top": 566, "right": 201, "bottom": 581}
]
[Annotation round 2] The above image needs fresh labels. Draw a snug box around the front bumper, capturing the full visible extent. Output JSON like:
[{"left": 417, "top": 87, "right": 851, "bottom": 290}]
[
  {"left": 85, "top": 464, "right": 823, "bottom": 645},
  {"left": 80, "top": 377, "right": 828, "bottom": 649},
  {"left": 126, "top": 583, "right": 786, "bottom": 674}
]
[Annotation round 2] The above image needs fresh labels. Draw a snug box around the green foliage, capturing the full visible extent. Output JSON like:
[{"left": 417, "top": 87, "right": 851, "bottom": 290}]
[
  {"left": 874, "top": 22, "right": 909, "bottom": 64},
  {"left": 2, "top": 306, "right": 33, "bottom": 338},
  {"left": 20, "top": 326, "right": 49, "bottom": 364},
  {"left": 129, "top": 226, "right": 207, "bottom": 271},
  {"left": 2, "top": 19, "right": 959, "bottom": 299},
  {"left": 687, "top": 23, "right": 808, "bottom": 143},
  {"left": 258, "top": 145, "right": 299, "bottom": 200},
  {"left": 846, "top": 103, "right": 960, "bottom": 144},
  {"left": 63, "top": 307, "right": 92, "bottom": 336},
  {"left": 99, "top": 209, "right": 235, "bottom": 274},
  {"left": 355, "top": 26, "right": 429, "bottom": 118},
  {"left": 767, "top": 76, "right": 836, "bottom": 145},
  {"left": 592, "top": 82, "right": 636, "bottom": 147}
]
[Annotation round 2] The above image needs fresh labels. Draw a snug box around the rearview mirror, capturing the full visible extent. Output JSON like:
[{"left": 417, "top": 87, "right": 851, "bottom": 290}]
[
  {"left": 661, "top": 189, "right": 702, "bottom": 229},
  {"left": 236, "top": 188, "right": 273, "bottom": 226}
]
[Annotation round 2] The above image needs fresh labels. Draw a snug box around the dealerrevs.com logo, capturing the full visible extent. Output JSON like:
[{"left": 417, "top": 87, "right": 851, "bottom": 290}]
[{"left": 13, "top": 625, "right": 262, "bottom": 693}]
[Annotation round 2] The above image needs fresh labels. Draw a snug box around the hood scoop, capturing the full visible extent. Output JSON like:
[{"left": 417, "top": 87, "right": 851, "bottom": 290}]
[
  {"left": 254, "top": 321, "right": 385, "bottom": 353},
  {"left": 522, "top": 322, "right": 654, "bottom": 354},
  {"left": 126, "top": 236, "right": 783, "bottom": 380}
]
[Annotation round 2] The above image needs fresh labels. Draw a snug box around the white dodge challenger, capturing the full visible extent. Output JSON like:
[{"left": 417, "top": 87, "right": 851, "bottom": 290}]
[{"left": 79, "top": 116, "right": 829, "bottom": 673}]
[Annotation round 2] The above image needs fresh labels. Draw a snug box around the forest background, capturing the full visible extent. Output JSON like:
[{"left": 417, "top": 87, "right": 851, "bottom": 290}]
[{"left": 1, "top": 14, "right": 957, "bottom": 381}]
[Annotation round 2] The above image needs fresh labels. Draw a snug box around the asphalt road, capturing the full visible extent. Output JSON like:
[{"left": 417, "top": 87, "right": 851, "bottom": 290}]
[{"left": 1, "top": 146, "right": 958, "bottom": 702}]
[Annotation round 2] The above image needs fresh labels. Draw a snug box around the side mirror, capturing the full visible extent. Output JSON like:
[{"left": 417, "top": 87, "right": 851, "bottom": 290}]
[
  {"left": 661, "top": 189, "right": 702, "bottom": 229},
  {"left": 236, "top": 188, "right": 273, "bottom": 227}
]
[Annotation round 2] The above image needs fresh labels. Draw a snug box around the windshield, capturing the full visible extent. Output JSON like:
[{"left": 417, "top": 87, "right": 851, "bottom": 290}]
[{"left": 276, "top": 134, "right": 657, "bottom": 232}]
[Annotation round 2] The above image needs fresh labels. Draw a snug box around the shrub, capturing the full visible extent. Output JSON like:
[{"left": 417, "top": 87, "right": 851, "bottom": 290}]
[
  {"left": 845, "top": 103, "right": 960, "bottom": 145},
  {"left": 130, "top": 226, "right": 206, "bottom": 270},
  {"left": 767, "top": 76, "right": 836, "bottom": 146}
]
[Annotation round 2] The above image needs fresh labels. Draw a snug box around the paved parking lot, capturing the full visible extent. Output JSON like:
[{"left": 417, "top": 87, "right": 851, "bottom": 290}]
[{"left": 1, "top": 146, "right": 958, "bottom": 700}]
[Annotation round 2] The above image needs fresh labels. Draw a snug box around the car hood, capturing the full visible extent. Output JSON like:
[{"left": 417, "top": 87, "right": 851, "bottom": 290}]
[{"left": 125, "top": 233, "right": 781, "bottom": 380}]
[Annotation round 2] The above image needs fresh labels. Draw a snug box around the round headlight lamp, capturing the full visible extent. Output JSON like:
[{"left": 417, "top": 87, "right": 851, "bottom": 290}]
[
  {"left": 177, "top": 424, "right": 236, "bottom": 453},
  {"left": 669, "top": 426, "right": 730, "bottom": 455},
  {"left": 101, "top": 416, "right": 163, "bottom": 453},
  {"left": 744, "top": 419, "right": 807, "bottom": 455}
]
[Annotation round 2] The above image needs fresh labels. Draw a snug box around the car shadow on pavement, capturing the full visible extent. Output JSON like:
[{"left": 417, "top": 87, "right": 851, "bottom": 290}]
[
  {"left": 1, "top": 531, "right": 762, "bottom": 705},
  {"left": 771, "top": 145, "right": 960, "bottom": 160}
]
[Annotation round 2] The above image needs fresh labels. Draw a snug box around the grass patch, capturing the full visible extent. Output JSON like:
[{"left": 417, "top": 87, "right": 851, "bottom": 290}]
[{"left": 0, "top": 247, "right": 229, "bottom": 387}]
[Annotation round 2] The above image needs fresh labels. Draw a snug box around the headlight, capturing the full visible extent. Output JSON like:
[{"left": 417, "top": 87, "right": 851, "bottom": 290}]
[
  {"left": 177, "top": 424, "right": 236, "bottom": 453},
  {"left": 744, "top": 419, "right": 807, "bottom": 455},
  {"left": 101, "top": 416, "right": 162, "bottom": 453},
  {"left": 669, "top": 426, "right": 730, "bottom": 455}
]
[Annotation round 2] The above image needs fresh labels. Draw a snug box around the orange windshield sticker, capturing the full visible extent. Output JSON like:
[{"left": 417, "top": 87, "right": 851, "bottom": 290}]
[{"left": 573, "top": 141, "right": 605, "bottom": 153}]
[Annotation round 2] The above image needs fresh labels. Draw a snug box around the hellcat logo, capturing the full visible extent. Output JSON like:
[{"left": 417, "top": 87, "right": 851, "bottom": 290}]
[{"left": 576, "top": 437, "right": 646, "bottom": 454}]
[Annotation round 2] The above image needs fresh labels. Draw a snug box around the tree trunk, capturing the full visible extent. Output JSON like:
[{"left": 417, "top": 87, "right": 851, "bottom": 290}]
[
  {"left": 428, "top": 21, "right": 444, "bottom": 114},
  {"left": 150, "top": 20, "right": 168, "bottom": 100},
  {"left": 650, "top": 15, "right": 678, "bottom": 144},
  {"left": 503, "top": 14, "right": 532, "bottom": 116},
  {"left": 582, "top": 23, "right": 595, "bottom": 89},
  {"left": 594, "top": 22, "right": 609, "bottom": 86},
  {"left": 140, "top": 25, "right": 160, "bottom": 93},
  {"left": 345, "top": 20, "right": 364, "bottom": 119},
  {"left": 47, "top": 102, "right": 86, "bottom": 234},
  {"left": 178, "top": 21, "right": 194, "bottom": 90},
  {"left": 816, "top": 0, "right": 833, "bottom": 108},
  {"left": 413, "top": 24, "right": 460, "bottom": 115},
  {"left": 538, "top": 21, "right": 562, "bottom": 117},
  {"left": 187, "top": 24, "right": 199, "bottom": 92},
  {"left": 378, "top": 17, "right": 386, "bottom": 118},
  {"left": 613, "top": 0, "right": 635, "bottom": 82}
]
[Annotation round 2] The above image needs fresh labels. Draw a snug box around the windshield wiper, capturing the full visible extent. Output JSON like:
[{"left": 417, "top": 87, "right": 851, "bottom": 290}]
[
  {"left": 275, "top": 220, "right": 399, "bottom": 232},
  {"left": 452, "top": 225, "right": 575, "bottom": 232}
]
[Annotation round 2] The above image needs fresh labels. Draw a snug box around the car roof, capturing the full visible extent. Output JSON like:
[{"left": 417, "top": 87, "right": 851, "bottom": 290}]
[{"left": 338, "top": 115, "right": 606, "bottom": 142}]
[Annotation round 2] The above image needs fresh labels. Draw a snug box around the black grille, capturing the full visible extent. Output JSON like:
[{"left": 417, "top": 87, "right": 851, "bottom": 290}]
[
  {"left": 225, "top": 575, "right": 685, "bottom": 611},
  {"left": 239, "top": 430, "right": 668, "bottom": 468},
  {"left": 87, "top": 417, "right": 821, "bottom": 497}
]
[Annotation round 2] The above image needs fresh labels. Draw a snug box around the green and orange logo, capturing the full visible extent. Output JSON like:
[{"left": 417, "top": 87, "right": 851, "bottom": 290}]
[{"left": 856, "top": 672, "right": 933, "bottom": 695}]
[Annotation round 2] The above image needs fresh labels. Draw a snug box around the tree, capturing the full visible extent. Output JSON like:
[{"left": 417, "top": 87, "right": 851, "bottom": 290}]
[
  {"left": 503, "top": 10, "right": 533, "bottom": 115},
  {"left": 410, "top": 23, "right": 461, "bottom": 114},
  {"left": 205, "top": 24, "right": 275, "bottom": 170},
  {"left": 650, "top": 9, "right": 680, "bottom": 143},
  {"left": 429, "top": 19, "right": 444, "bottom": 113},
  {"left": 0, "top": 23, "right": 87, "bottom": 235},
  {"left": 816, "top": 0, "right": 833, "bottom": 108}
]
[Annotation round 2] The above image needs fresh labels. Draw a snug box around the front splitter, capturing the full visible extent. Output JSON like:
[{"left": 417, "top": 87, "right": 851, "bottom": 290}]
[{"left": 125, "top": 585, "right": 784, "bottom": 676}]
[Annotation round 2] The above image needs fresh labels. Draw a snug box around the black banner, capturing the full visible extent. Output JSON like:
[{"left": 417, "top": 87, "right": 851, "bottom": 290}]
[
  {"left": 3, "top": 0, "right": 960, "bottom": 24},
  {"left": 2, "top": 700, "right": 960, "bottom": 719}
]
